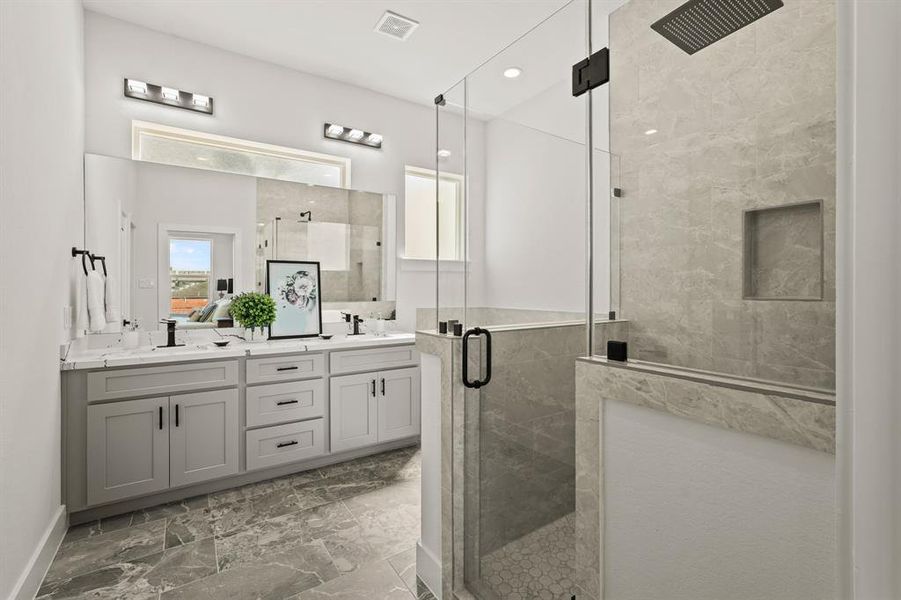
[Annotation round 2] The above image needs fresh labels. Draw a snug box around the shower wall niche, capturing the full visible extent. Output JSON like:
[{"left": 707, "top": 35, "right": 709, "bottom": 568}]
[
  {"left": 743, "top": 200, "right": 824, "bottom": 301},
  {"left": 609, "top": 0, "right": 836, "bottom": 389}
]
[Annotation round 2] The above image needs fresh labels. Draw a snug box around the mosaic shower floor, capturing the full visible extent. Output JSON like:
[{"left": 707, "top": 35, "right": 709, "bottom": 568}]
[{"left": 479, "top": 512, "right": 575, "bottom": 600}]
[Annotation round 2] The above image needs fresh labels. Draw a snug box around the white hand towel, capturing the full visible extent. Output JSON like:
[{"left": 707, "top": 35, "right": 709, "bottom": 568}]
[
  {"left": 74, "top": 261, "right": 88, "bottom": 338},
  {"left": 86, "top": 270, "right": 106, "bottom": 332},
  {"left": 104, "top": 270, "right": 120, "bottom": 323}
]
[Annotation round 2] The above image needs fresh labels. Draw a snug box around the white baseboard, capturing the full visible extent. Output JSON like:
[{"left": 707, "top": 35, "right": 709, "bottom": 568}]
[
  {"left": 7, "top": 505, "right": 66, "bottom": 600},
  {"left": 416, "top": 539, "right": 442, "bottom": 600}
]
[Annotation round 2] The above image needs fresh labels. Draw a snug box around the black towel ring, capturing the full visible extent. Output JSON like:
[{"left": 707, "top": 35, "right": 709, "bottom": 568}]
[
  {"left": 89, "top": 254, "right": 107, "bottom": 276},
  {"left": 71, "top": 247, "right": 90, "bottom": 276}
]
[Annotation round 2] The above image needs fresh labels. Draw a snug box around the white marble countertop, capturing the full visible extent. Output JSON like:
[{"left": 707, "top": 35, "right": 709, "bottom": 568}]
[{"left": 61, "top": 329, "right": 416, "bottom": 371}]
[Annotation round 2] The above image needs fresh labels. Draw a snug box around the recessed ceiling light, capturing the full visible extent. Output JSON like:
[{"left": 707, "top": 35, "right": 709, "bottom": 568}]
[
  {"left": 196, "top": 156, "right": 208, "bottom": 161},
  {"left": 503, "top": 67, "right": 522, "bottom": 79},
  {"left": 437, "top": 149, "right": 451, "bottom": 159},
  {"left": 645, "top": 128, "right": 658, "bottom": 135}
]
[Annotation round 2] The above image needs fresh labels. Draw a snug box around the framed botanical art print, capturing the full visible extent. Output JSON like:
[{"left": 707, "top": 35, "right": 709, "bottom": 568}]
[{"left": 266, "top": 260, "right": 322, "bottom": 339}]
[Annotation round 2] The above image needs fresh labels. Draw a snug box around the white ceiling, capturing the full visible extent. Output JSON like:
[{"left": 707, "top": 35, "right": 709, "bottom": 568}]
[{"left": 82, "top": 0, "right": 577, "bottom": 108}]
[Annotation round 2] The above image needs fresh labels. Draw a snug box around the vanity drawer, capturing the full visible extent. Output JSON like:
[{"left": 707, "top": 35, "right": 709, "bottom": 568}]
[
  {"left": 329, "top": 345, "right": 419, "bottom": 375},
  {"left": 246, "top": 380, "right": 324, "bottom": 427},
  {"left": 87, "top": 361, "right": 238, "bottom": 402},
  {"left": 246, "top": 354, "right": 325, "bottom": 384},
  {"left": 246, "top": 419, "right": 325, "bottom": 471}
]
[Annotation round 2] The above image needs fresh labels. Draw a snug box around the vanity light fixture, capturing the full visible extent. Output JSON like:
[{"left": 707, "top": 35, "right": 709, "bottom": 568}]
[
  {"left": 323, "top": 122, "right": 383, "bottom": 149},
  {"left": 123, "top": 78, "right": 214, "bottom": 115},
  {"left": 503, "top": 67, "right": 522, "bottom": 79},
  {"left": 126, "top": 79, "right": 147, "bottom": 94}
]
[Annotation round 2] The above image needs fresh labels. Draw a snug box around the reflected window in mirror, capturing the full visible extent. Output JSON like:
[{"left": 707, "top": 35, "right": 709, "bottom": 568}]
[
  {"left": 403, "top": 166, "right": 463, "bottom": 260},
  {"left": 132, "top": 120, "right": 351, "bottom": 188},
  {"left": 168, "top": 238, "right": 212, "bottom": 322}
]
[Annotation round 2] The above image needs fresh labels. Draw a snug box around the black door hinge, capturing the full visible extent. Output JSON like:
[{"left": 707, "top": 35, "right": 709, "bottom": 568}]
[{"left": 572, "top": 47, "right": 610, "bottom": 97}]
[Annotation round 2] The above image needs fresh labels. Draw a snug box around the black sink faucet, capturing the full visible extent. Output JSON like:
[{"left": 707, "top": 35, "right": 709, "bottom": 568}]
[
  {"left": 158, "top": 319, "right": 184, "bottom": 348},
  {"left": 351, "top": 315, "right": 364, "bottom": 336}
]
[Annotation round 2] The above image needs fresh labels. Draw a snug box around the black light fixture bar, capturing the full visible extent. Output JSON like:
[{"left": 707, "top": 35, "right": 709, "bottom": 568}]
[
  {"left": 123, "top": 78, "right": 214, "bottom": 115},
  {"left": 323, "top": 123, "right": 382, "bottom": 149}
]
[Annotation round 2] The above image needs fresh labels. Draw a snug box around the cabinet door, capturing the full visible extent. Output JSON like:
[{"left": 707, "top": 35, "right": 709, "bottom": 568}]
[
  {"left": 170, "top": 389, "right": 239, "bottom": 487},
  {"left": 87, "top": 397, "right": 169, "bottom": 505},
  {"left": 329, "top": 372, "right": 378, "bottom": 453},
  {"left": 378, "top": 367, "right": 421, "bottom": 442}
]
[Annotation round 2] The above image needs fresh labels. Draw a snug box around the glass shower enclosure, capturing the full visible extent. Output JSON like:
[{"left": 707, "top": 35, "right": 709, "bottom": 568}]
[{"left": 434, "top": 1, "right": 617, "bottom": 597}]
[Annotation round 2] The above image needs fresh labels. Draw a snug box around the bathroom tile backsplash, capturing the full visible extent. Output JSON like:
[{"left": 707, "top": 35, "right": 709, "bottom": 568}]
[{"left": 610, "top": 0, "right": 836, "bottom": 389}]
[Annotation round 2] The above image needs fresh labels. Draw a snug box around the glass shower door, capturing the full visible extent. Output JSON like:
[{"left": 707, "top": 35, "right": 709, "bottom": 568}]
[{"left": 436, "top": 1, "right": 614, "bottom": 597}]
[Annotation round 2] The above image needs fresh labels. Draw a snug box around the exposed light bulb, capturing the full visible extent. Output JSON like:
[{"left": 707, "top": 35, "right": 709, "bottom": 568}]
[
  {"left": 347, "top": 129, "right": 364, "bottom": 141},
  {"left": 161, "top": 87, "right": 179, "bottom": 101},
  {"left": 326, "top": 124, "right": 344, "bottom": 136},
  {"left": 503, "top": 67, "right": 522, "bottom": 79},
  {"left": 127, "top": 79, "right": 148, "bottom": 94}
]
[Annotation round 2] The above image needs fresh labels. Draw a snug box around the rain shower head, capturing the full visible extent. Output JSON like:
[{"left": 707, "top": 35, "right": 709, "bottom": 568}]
[{"left": 650, "top": 0, "right": 783, "bottom": 55}]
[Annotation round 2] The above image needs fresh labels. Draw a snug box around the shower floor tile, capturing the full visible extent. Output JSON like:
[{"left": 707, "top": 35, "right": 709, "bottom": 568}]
[{"left": 479, "top": 512, "right": 575, "bottom": 600}]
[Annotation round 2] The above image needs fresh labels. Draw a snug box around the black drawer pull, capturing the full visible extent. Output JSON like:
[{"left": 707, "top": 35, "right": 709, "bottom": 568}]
[
  {"left": 175, "top": 404, "right": 179, "bottom": 427},
  {"left": 276, "top": 366, "right": 299, "bottom": 372},
  {"left": 159, "top": 406, "right": 163, "bottom": 430},
  {"left": 276, "top": 440, "right": 298, "bottom": 448},
  {"left": 276, "top": 399, "right": 299, "bottom": 406}
]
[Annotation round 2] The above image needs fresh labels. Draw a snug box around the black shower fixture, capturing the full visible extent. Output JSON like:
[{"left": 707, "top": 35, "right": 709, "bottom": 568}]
[
  {"left": 651, "top": 0, "right": 783, "bottom": 55},
  {"left": 299, "top": 211, "right": 312, "bottom": 222}
]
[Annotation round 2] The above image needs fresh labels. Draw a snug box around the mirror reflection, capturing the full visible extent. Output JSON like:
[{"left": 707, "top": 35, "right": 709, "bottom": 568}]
[{"left": 83, "top": 153, "right": 396, "bottom": 333}]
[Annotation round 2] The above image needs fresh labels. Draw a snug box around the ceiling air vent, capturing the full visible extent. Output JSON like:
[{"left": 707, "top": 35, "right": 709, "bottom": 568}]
[{"left": 374, "top": 10, "right": 420, "bottom": 41}]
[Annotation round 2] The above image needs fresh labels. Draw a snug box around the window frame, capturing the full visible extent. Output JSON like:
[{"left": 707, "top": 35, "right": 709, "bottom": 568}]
[
  {"left": 402, "top": 165, "right": 465, "bottom": 262},
  {"left": 132, "top": 120, "right": 352, "bottom": 188},
  {"left": 167, "top": 236, "right": 214, "bottom": 321}
]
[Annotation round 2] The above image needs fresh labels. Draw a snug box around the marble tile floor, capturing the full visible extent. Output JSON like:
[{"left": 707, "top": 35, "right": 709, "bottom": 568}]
[
  {"left": 478, "top": 513, "right": 575, "bottom": 600},
  {"left": 38, "top": 446, "right": 436, "bottom": 600}
]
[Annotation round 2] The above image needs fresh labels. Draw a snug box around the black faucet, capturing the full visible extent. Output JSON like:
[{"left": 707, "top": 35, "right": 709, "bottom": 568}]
[
  {"left": 351, "top": 315, "right": 364, "bottom": 336},
  {"left": 158, "top": 319, "right": 185, "bottom": 348}
]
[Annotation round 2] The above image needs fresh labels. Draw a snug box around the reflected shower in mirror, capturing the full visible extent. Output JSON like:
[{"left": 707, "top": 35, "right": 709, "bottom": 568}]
[{"left": 254, "top": 180, "right": 386, "bottom": 304}]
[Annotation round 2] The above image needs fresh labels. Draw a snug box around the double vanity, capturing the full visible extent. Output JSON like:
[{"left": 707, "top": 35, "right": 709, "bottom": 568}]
[{"left": 61, "top": 334, "right": 420, "bottom": 524}]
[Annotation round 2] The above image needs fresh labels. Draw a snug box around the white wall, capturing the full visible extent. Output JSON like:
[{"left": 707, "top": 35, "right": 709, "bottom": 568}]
[
  {"left": 604, "top": 402, "right": 836, "bottom": 600},
  {"left": 84, "top": 12, "right": 484, "bottom": 331},
  {"left": 836, "top": 0, "right": 901, "bottom": 597},
  {"left": 0, "top": 1, "right": 84, "bottom": 598}
]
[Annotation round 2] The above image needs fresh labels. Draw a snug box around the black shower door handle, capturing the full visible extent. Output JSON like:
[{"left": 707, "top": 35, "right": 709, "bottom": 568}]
[{"left": 462, "top": 327, "right": 492, "bottom": 389}]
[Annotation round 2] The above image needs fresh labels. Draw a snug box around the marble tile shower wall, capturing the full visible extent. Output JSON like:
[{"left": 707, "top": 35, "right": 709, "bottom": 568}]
[
  {"left": 610, "top": 0, "right": 836, "bottom": 388},
  {"left": 475, "top": 322, "right": 628, "bottom": 556}
]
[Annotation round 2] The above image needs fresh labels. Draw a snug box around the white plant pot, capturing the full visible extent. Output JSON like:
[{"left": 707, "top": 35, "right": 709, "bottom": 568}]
[{"left": 244, "top": 327, "right": 268, "bottom": 343}]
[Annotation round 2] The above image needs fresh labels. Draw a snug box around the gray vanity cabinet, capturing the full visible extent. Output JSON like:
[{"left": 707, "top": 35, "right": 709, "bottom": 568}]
[
  {"left": 330, "top": 372, "right": 379, "bottom": 452},
  {"left": 86, "top": 397, "right": 169, "bottom": 505},
  {"left": 378, "top": 367, "right": 421, "bottom": 443},
  {"left": 169, "top": 389, "right": 239, "bottom": 487},
  {"left": 86, "top": 389, "right": 239, "bottom": 505},
  {"left": 330, "top": 366, "right": 421, "bottom": 452}
]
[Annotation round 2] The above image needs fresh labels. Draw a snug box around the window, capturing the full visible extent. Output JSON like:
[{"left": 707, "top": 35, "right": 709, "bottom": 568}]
[
  {"left": 404, "top": 166, "right": 463, "bottom": 260},
  {"left": 168, "top": 238, "right": 212, "bottom": 321},
  {"left": 132, "top": 121, "right": 351, "bottom": 188}
]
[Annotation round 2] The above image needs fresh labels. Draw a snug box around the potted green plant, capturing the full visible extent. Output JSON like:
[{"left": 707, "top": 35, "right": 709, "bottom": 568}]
[{"left": 229, "top": 292, "right": 277, "bottom": 342}]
